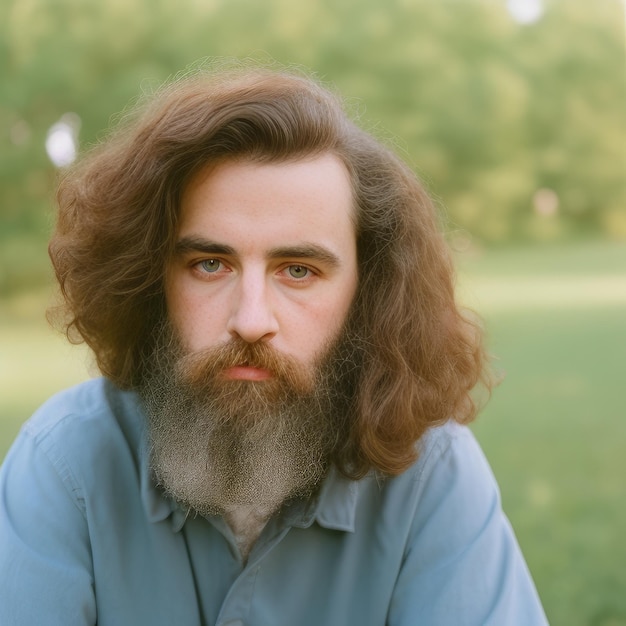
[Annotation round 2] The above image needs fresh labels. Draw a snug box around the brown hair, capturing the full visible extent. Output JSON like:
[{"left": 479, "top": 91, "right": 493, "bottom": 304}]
[{"left": 49, "top": 64, "right": 491, "bottom": 478}]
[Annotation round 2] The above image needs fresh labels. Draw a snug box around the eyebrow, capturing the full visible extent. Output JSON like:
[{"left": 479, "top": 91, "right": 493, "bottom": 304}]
[
  {"left": 174, "top": 236, "right": 341, "bottom": 268},
  {"left": 267, "top": 244, "right": 341, "bottom": 268},
  {"left": 174, "top": 237, "right": 235, "bottom": 256}
]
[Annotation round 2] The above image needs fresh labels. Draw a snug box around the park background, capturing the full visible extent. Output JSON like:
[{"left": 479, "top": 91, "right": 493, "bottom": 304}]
[{"left": 0, "top": 0, "right": 624, "bottom": 623}]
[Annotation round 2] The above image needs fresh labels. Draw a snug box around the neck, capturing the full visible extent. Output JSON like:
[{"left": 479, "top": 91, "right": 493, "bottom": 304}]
[{"left": 223, "top": 503, "right": 275, "bottom": 562}]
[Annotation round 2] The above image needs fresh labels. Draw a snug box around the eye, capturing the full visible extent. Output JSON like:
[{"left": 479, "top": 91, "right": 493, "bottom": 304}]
[
  {"left": 287, "top": 265, "right": 310, "bottom": 279},
  {"left": 198, "top": 259, "right": 222, "bottom": 273}
]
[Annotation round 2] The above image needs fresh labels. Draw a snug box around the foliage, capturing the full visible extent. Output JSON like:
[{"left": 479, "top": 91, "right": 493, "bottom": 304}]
[{"left": 0, "top": 0, "right": 624, "bottom": 293}]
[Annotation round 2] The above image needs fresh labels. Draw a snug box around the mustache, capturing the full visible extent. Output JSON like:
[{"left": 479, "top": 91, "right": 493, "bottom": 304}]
[{"left": 173, "top": 337, "right": 317, "bottom": 394}]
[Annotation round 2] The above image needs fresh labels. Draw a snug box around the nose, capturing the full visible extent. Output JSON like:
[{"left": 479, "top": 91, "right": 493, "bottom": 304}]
[{"left": 226, "top": 273, "right": 279, "bottom": 344}]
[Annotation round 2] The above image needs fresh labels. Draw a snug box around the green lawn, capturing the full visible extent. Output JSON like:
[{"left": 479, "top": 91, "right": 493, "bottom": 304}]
[
  {"left": 459, "top": 241, "right": 626, "bottom": 626},
  {"left": 473, "top": 307, "right": 625, "bottom": 626},
  {"left": 1, "top": 240, "right": 625, "bottom": 625}
]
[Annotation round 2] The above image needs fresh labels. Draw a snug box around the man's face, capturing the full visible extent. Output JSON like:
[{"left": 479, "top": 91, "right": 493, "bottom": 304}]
[
  {"left": 165, "top": 154, "right": 359, "bottom": 378},
  {"left": 144, "top": 154, "right": 359, "bottom": 519}
]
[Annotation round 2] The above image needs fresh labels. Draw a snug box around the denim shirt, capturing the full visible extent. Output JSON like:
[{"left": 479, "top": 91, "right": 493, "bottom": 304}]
[{"left": 0, "top": 378, "right": 548, "bottom": 625}]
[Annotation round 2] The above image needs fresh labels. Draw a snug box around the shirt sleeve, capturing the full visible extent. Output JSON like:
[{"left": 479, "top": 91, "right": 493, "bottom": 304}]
[
  {"left": 387, "top": 426, "right": 549, "bottom": 626},
  {"left": 0, "top": 423, "right": 96, "bottom": 626}
]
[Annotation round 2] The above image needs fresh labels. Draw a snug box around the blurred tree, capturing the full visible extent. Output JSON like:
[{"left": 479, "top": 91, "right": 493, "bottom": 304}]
[{"left": 0, "top": 0, "right": 624, "bottom": 293}]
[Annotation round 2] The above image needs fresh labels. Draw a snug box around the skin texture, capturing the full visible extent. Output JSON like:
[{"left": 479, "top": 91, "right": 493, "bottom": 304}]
[{"left": 165, "top": 154, "right": 359, "bottom": 378}]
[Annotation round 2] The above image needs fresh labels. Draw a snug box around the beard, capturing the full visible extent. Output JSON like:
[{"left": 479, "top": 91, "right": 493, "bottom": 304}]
[{"left": 138, "top": 323, "right": 356, "bottom": 520}]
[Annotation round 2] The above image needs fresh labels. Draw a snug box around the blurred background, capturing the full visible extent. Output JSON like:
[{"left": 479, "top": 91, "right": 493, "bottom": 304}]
[{"left": 0, "top": 0, "right": 624, "bottom": 623}]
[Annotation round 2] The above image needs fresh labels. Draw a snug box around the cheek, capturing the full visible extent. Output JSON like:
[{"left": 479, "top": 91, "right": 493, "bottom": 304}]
[
  {"left": 165, "top": 286, "right": 222, "bottom": 350},
  {"left": 308, "top": 292, "right": 355, "bottom": 343}
]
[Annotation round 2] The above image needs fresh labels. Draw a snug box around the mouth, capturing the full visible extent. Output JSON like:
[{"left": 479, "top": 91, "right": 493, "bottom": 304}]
[{"left": 222, "top": 365, "right": 273, "bottom": 381}]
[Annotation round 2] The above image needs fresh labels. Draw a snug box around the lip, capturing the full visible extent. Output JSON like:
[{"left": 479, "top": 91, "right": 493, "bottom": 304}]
[{"left": 223, "top": 365, "right": 273, "bottom": 381}]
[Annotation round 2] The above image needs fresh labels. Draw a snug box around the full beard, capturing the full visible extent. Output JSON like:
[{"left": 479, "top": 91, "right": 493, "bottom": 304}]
[{"left": 139, "top": 325, "right": 354, "bottom": 520}]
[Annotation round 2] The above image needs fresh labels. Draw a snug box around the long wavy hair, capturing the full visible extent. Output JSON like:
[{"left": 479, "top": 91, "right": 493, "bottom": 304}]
[{"left": 49, "top": 65, "right": 491, "bottom": 478}]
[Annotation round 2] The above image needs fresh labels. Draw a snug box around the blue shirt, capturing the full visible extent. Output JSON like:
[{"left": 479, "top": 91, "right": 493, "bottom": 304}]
[{"left": 0, "top": 378, "right": 548, "bottom": 625}]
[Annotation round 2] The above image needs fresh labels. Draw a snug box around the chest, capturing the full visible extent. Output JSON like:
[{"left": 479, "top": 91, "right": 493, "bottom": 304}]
[{"left": 90, "top": 513, "right": 401, "bottom": 626}]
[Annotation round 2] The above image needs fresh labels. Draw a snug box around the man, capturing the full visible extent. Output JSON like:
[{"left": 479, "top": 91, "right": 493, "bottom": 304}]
[{"left": 0, "top": 66, "right": 548, "bottom": 625}]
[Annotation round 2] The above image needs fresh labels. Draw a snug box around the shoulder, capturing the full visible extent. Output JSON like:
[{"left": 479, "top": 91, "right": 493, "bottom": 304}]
[
  {"left": 6, "top": 379, "right": 146, "bottom": 496},
  {"left": 21, "top": 377, "right": 144, "bottom": 455},
  {"left": 0, "top": 379, "right": 146, "bottom": 624},
  {"left": 354, "top": 422, "right": 501, "bottom": 544},
  {"left": 417, "top": 420, "right": 486, "bottom": 468},
  {"left": 340, "top": 423, "right": 497, "bottom": 545},
  {"left": 381, "top": 425, "right": 549, "bottom": 624},
  {"left": 1, "top": 378, "right": 147, "bottom": 519},
  {"left": 389, "top": 421, "right": 496, "bottom": 500}
]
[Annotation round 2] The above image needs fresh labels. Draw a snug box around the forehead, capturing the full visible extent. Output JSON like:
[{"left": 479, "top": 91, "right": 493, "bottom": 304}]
[{"left": 178, "top": 154, "right": 356, "bottom": 246}]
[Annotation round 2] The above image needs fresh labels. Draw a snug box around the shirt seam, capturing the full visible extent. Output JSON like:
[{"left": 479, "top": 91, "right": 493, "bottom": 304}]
[{"left": 23, "top": 413, "right": 89, "bottom": 519}]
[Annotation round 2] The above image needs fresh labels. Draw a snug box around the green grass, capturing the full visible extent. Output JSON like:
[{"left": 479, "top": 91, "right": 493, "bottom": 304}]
[
  {"left": 1, "top": 240, "right": 625, "bottom": 625},
  {"left": 474, "top": 307, "right": 626, "bottom": 626},
  {"left": 0, "top": 288, "right": 92, "bottom": 457},
  {"left": 459, "top": 240, "right": 626, "bottom": 626}
]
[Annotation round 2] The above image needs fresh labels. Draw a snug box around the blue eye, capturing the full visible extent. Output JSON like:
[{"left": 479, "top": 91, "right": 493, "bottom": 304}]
[
  {"left": 199, "top": 259, "right": 221, "bottom": 273},
  {"left": 288, "top": 265, "right": 309, "bottom": 279}
]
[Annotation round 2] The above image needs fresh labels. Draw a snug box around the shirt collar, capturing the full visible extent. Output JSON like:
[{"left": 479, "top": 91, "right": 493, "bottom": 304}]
[
  {"left": 310, "top": 465, "right": 361, "bottom": 532},
  {"left": 270, "top": 465, "right": 364, "bottom": 534}
]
